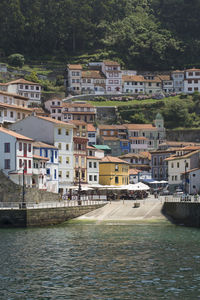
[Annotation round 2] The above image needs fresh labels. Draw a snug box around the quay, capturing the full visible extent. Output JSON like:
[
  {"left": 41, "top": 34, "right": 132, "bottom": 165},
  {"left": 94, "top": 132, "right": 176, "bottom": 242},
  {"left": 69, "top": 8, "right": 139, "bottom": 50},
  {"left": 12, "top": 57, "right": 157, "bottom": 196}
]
[{"left": 0, "top": 200, "right": 106, "bottom": 228}]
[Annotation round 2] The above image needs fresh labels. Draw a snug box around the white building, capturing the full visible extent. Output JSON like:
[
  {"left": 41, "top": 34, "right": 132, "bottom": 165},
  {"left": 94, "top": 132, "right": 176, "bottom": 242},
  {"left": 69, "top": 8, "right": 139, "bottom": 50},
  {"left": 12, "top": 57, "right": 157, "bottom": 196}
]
[
  {"left": 81, "top": 70, "right": 106, "bottom": 94},
  {"left": 184, "top": 69, "right": 200, "bottom": 94},
  {"left": 33, "top": 141, "right": 59, "bottom": 193},
  {"left": 10, "top": 115, "right": 75, "bottom": 194},
  {"left": 143, "top": 75, "right": 162, "bottom": 94},
  {"left": 67, "top": 64, "right": 82, "bottom": 94},
  {"left": 32, "top": 155, "right": 48, "bottom": 190},
  {"left": 87, "top": 146, "right": 100, "bottom": 185},
  {"left": 159, "top": 75, "right": 174, "bottom": 93},
  {"left": 166, "top": 149, "right": 200, "bottom": 191},
  {"left": 101, "top": 60, "right": 122, "bottom": 93},
  {"left": 171, "top": 70, "right": 184, "bottom": 93},
  {"left": 0, "top": 126, "right": 33, "bottom": 187},
  {"left": 0, "top": 79, "right": 41, "bottom": 105},
  {"left": 44, "top": 98, "right": 63, "bottom": 120},
  {"left": 87, "top": 123, "right": 97, "bottom": 146},
  {"left": 0, "top": 91, "right": 31, "bottom": 124},
  {"left": 183, "top": 168, "right": 200, "bottom": 194},
  {"left": 122, "top": 75, "right": 145, "bottom": 94}
]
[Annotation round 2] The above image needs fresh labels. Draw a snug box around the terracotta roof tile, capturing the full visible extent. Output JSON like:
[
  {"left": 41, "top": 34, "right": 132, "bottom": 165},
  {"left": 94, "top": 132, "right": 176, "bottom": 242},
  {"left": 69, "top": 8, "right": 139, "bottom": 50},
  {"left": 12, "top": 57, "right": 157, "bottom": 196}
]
[
  {"left": 33, "top": 141, "right": 57, "bottom": 149},
  {"left": 103, "top": 60, "right": 120, "bottom": 66},
  {"left": 122, "top": 75, "right": 145, "bottom": 82},
  {"left": 124, "top": 124, "right": 157, "bottom": 130},
  {"left": 67, "top": 64, "right": 82, "bottom": 70},
  {"left": 87, "top": 124, "right": 96, "bottom": 132},
  {"left": 129, "top": 168, "right": 140, "bottom": 175},
  {"left": 82, "top": 70, "right": 106, "bottom": 79},
  {"left": 37, "top": 116, "right": 74, "bottom": 127},
  {"left": 0, "top": 90, "right": 28, "bottom": 100},
  {"left": 100, "top": 156, "right": 129, "bottom": 164},
  {"left": 33, "top": 155, "right": 49, "bottom": 161},
  {"left": 5, "top": 78, "right": 40, "bottom": 86},
  {"left": 0, "top": 127, "right": 33, "bottom": 141},
  {"left": 0, "top": 102, "right": 32, "bottom": 111}
]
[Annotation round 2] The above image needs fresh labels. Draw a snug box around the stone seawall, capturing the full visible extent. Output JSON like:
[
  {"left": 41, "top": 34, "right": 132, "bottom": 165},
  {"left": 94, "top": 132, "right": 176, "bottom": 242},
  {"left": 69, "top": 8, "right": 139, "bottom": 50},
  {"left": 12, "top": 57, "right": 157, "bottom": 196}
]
[
  {"left": 166, "top": 129, "right": 200, "bottom": 143},
  {"left": 0, "top": 204, "right": 105, "bottom": 228},
  {"left": 162, "top": 202, "right": 200, "bottom": 227}
]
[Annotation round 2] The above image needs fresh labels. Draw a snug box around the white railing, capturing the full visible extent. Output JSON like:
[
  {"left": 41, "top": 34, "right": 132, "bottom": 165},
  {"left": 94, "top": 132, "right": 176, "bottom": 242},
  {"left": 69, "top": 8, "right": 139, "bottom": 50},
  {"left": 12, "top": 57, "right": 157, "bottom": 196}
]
[
  {"left": 0, "top": 200, "right": 107, "bottom": 210},
  {"left": 163, "top": 195, "right": 200, "bottom": 203}
]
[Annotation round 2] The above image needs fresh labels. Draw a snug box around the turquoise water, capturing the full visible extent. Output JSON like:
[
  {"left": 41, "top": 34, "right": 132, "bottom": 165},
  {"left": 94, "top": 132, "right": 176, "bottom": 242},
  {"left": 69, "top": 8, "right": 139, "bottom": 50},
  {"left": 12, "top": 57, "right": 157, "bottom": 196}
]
[{"left": 1, "top": 222, "right": 200, "bottom": 299}]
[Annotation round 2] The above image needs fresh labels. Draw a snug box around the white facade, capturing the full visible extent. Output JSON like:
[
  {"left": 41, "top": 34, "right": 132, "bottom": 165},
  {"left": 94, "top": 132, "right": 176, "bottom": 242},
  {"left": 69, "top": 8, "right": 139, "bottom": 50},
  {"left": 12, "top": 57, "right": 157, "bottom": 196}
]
[
  {"left": 0, "top": 79, "right": 42, "bottom": 105},
  {"left": 0, "top": 127, "right": 33, "bottom": 187},
  {"left": 168, "top": 158, "right": 190, "bottom": 186},
  {"left": 33, "top": 142, "right": 59, "bottom": 193},
  {"left": 87, "top": 147, "right": 100, "bottom": 185},
  {"left": 67, "top": 65, "right": 82, "bottom": 94},
  {"left": 32, "top": 156, "right": 47, "bottom": 190},
  {"left": 44, "top": 99, "right": 63, "bottom": 120},
  {"left": 101, "top": 61, "right": 122, "bottom": 93},
  {"left": 171, "top": 71, "right": 184, "bottom": 93},
  {"left": 186, "top": 169, "right": 200, "bottom": 194},
  {"left": 10, "top": 115, "right": 75, "bottom": 193},
  {"left": 184, "top": 69, "right": 200, "bottom": 94},
  {"left": 123, "top": 75, "right": 145, "bottom": 94}
]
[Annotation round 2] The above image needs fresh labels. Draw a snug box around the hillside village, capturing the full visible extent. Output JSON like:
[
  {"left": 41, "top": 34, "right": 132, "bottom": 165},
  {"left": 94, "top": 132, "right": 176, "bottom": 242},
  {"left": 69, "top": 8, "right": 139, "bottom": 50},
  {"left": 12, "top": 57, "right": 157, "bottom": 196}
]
[{"left": 1, "top": 60, "right": 200, "bottom": 196}]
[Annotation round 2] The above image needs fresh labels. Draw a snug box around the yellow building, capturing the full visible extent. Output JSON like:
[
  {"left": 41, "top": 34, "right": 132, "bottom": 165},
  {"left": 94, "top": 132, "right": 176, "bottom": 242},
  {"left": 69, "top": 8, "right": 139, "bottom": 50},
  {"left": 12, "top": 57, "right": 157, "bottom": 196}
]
[{"left": 99, "top": 156, "right": 129, "bottom": 186}]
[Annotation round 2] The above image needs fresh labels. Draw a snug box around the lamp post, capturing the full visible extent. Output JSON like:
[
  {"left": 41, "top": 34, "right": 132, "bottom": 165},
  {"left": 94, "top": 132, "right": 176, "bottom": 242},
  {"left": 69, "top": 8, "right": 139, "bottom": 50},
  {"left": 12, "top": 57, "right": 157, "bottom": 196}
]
[{"left": 78, "top": 167, "right": 81, "bottom": 205}]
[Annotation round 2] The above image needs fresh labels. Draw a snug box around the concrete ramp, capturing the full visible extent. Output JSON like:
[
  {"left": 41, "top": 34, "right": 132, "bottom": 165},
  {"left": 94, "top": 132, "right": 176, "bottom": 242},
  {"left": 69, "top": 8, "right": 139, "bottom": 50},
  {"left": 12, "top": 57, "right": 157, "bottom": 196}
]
[{"left": 77, "top": 198, "right": 166, "bottom": 221}]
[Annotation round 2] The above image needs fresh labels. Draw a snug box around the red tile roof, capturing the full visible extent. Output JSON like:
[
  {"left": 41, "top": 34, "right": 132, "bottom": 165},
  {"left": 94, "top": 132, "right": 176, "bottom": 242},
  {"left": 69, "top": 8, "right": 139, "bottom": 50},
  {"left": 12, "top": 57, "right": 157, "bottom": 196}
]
[
  {"left": 87, "top": 124, "right": 96, "bottom": 132},
  {"left": 67, "top": 64, "right": 82, "bottom": 70},
  {"left": 0, "top": 102, "right": 32, "bottom": 112},
  {"left": 122, "top": 75, "right": 145, "bottom": 82},
  {"left": 0, "top": 126, "right": 33, "bottom": 141},
  {"left": 33, "top": 155, "right": 49, "bottom": 161},
  {"left": 4, "top": 78, "right": 40, "bottom": 86},
  {"left": 124, "top": 124, "right": 157, "bottom": 130},
  {"left": 82, "top": 70, "right": 106, "bottom": 79},
  {"left": 33, "top": 141, "right": 57, "bottom": 149},
  {"left": 100, "top": 156, "right": 129, "bottom": 164},
  {"left": 0, "top": 90, "right": 29, "bottom": 100}
]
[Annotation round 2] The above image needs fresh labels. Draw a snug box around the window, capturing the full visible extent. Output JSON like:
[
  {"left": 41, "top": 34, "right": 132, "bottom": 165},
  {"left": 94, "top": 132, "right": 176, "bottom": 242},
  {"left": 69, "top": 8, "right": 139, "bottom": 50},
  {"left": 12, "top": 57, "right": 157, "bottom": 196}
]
[
  {"left": 4, "top": 143, "right": 10, "bottom": 153},
  {"left": 115, "top": 164, "right": 119, "bottom": 171},
  {"left": 28, "top": 144, "right": 31, "bottom": 152},
  {"left": 66, "top": 144, "right": 69, "bottom": 150},
  {"left": 177, "top": 162, "right": 179, "bottom": 168},
  {"left": 58, "top": 128, "right": 61, "bottom": 135},
  {"left": 89, "top": 162, "right": 92, "bottom": 168},
  {"left": 59, "top": 171, "right": 62, "bottom": 178},
  {"left": 4, "top": 110, "right": 7, "bottom": 117},
  {"left": 19, "top": 159, "right": 22, "bottom": 168},
  {"left": 171, "top": 163, "right": 174, "bottom": 168},
  {"left": 66, "top": 157, "right": 69, "bottom": 164},
  {"left": 188, "top": 72, "right": 193, "bottom": 76},
  {"left": 59, "top": 156, "right": 62, "bottom": 163},
  {"left": 10, "top": 111, "right": 13, "bottom": 118},
  {"left": 66, "top": 130, "right": 69, "bottom": 136},
  {"left": 4, "top": 159, "right": 10, "bottom": 169},
  {"left": 55, "top": 151, "right": 57, "bottom": 159},
  {"left": 54, "top": 169, "right": 57, "bottom": 179},
  {"left": 94, "top": 162, "right": 97, "bottom": 168},
  {"left": 66, "top": 171, "right": 69, "bottom": 178},
  {"left": 58, "top": 143, "right": 61, "bottom": 150},
  {"left": 82, "top": 171, "right": 85, "bottom": 179},
  {"left": 89, "top": 175, "right": 92, "bottom": 181},
  {"left": 193, "top": 174, "right": 196, "bottom": 177},
  {"left": 47, "top": 168, "right": 50, "bottom": 175},
  {"left": 28, "top": 160, "right": 31, "bottom": 168},
  {"left": 19, "top": 142, "right": 22, "bottom": 151},
  {"left": 188, "top": 88, "right": 192, "bottom": 91},
  {"left": 25, "top": 85, "right": 28, "bottom": 89},
  {"left": 115, "top": 176, "right": 119, "bottom": 184},
  {"left": 94, "top": 175, "right": 97, "bottom": 182}
]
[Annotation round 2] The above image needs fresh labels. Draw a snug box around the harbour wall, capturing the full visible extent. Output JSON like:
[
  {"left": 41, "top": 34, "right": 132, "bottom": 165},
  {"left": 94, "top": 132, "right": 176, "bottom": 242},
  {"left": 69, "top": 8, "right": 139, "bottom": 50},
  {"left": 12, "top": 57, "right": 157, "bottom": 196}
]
[
  {"left": 0, "top": 204, "right": 105, "bottom": 228},
  {"left": 162, "top": 202, "right": 200, "bottom": 227}
]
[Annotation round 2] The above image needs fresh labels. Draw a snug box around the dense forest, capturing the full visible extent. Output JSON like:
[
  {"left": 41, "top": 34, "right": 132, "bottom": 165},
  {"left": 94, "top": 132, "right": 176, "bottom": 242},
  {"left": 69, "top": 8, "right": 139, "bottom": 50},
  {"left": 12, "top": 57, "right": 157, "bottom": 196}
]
[{"left": 1, "top": 0, "right": 200, "bottom": 70}]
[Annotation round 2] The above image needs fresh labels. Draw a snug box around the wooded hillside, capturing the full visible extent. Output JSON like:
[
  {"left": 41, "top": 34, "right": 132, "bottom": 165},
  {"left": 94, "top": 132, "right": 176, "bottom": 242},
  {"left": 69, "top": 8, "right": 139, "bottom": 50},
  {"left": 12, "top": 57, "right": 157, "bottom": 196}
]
[{"left": 1, "top": 0, "right": 200, "bottom": 70}]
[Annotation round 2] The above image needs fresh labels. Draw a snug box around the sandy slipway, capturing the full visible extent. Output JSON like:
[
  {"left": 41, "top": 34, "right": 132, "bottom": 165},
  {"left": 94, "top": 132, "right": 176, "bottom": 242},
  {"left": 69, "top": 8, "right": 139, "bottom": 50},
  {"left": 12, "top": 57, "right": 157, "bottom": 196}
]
[{"left": 76, "top": 197, "right": 166, "bottom": 222}]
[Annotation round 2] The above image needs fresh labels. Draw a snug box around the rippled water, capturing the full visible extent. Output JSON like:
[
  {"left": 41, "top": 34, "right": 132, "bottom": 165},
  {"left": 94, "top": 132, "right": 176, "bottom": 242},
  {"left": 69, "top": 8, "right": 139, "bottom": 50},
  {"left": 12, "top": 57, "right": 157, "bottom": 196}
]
[{"left": 1, "top": 222, "right": 200, "bottom": 299}]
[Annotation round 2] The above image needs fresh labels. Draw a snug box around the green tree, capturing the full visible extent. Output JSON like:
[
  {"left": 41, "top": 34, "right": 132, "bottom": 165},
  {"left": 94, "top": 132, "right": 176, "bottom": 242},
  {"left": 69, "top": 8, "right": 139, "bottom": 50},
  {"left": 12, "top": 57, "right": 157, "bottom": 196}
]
[{"left": 8, "top": 53, "right": 25, "bottom": 67}]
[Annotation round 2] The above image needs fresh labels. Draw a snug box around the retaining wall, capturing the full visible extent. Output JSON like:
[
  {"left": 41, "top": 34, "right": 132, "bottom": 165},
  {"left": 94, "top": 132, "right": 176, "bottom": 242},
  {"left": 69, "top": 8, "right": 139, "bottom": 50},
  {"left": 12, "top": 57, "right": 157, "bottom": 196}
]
[
  {"left": 162, "top": 202, "right": 200, "bottom": 227},
  {"left": 0, "top": 204, "right": 105, "bottom": 228}
]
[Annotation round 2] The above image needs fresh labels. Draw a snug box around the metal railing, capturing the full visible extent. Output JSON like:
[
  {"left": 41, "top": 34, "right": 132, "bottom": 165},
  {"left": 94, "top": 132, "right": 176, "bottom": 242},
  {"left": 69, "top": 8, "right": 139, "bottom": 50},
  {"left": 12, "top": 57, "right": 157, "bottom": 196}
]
[
  {"left": 0, "top": 199, "right": 107, "bottom": 210},
  {"left": 163, "top": 195, "right": 200, "bottom": 203}
]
